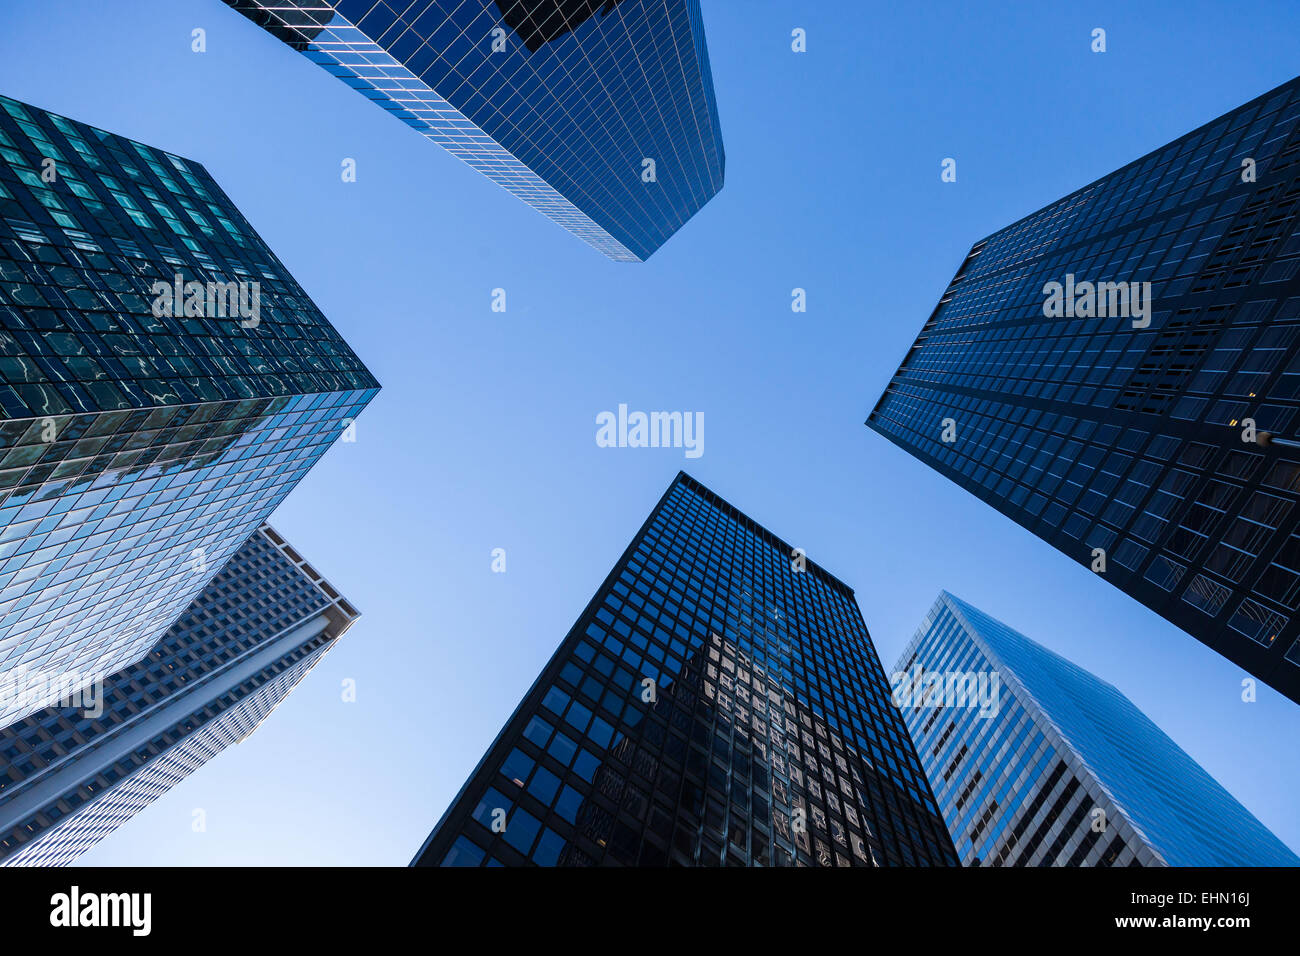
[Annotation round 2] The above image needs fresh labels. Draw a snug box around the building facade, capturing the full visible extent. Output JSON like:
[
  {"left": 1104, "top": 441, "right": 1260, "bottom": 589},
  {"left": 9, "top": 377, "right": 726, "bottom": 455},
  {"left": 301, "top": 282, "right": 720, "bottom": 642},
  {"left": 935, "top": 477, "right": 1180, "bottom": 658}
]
[
  {"left": 413, "top": 472, "right": 957, "bottom": 867},
  {"left": 0, "top": 94, "right": 377, "bottom": 725},
  {"left": 222, "top": 0, "right": 725, "bottom": 261},
  {"left": 0, "top": 526, "right": 358, "bottom": 866},
  {"left": 869, "top": 76, "right": 1300, "bottom": 703},
  {"left": 894, "top": 591, "right": 1299, "bottom": 866}
]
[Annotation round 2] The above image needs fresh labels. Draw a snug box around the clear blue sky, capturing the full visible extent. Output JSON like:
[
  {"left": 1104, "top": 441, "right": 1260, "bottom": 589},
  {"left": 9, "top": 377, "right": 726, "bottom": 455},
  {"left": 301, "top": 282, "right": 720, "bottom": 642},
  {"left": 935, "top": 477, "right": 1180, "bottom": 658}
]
[{"left": 2, "top": 0, "right": 1296, "bottom": 865}]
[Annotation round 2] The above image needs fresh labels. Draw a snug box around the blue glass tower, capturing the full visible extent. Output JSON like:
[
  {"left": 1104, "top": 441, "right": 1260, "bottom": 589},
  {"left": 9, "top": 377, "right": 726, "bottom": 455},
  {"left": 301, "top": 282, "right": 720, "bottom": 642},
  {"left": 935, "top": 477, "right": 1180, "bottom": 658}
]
[
  {"left": 222, "top": 0, "right": 726, "bottom": 261},
  {"left": 0, "top": 94, "right": 377, "bottom": 726},
  {"left": 0, "top": 526, "right": 358, "bottom": 866},
  {"left": 869, "top": 76, "right": 1300, "bottom": 704},
  {"left": 894, "top": 591, "right": 1299, "bottom": 866},
  {"left": 413, "top": 472, "right": 956, "bottom": 867}
]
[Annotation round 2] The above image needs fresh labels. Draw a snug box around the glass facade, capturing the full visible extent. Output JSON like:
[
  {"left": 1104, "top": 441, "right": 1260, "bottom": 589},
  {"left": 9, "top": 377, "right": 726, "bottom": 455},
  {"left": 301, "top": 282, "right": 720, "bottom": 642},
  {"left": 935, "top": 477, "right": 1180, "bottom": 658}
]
[
  {"left": 869, "top": 76, "right": 1300, "bottom": 703},
  {"left": 223, "top": 0, "right": 725, "bottom": 261},
  {"left": 0, "top": 525, "right": 358, "bottom": 866},
  {"left": 895, "top": 591, "right": 1299, "bottom": 866},
  {"left": 0, "top": 94, "right": 377, "bottom": 725},
  {"left": 413, "top": 471, "right": 957, "bottom": 867}
]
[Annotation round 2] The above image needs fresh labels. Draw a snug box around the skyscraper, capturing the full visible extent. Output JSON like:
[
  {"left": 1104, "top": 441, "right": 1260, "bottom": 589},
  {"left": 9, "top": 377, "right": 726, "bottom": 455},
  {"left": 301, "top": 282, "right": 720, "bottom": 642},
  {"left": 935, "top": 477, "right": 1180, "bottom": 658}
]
[
  {"left": 893, "top": 591, "right": 1299, "bottom": 866},
  {"left": 0, "top": 525, "right": 357, "bottom": 866},
  {"left": 222, "top": 0, "right": 726, "bottom": 262},
  {"left": 868, "top": 76, "right": 1300, "bottom": 703},
  {"left": 413, "top": 472, "right": 957, "bottom": 867},
  {"left": 0, "top": 94, "right": 377, "bottom": 725}
]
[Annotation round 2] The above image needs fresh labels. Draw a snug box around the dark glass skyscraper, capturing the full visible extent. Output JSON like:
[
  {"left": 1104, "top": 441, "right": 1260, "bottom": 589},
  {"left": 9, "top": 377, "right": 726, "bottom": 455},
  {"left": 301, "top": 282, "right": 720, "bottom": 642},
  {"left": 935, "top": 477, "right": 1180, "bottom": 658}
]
[
  {"left": 0, "top": 526, "right": 358, "bottom": 866},
  {"left": 869, "top": 76, "right": 1300, "bottom": 703},
  {"left": 895, "top": 591, "right": 1299, "bottom": 866},
  {"left": 222, "top": 0, "right": 726, "bottom": 261},
  {"left": 413, "top": 472, "right": 957, "bottom": 867},
  {"left": 0, "top": 94, "right": 377, "bottom": 725}
]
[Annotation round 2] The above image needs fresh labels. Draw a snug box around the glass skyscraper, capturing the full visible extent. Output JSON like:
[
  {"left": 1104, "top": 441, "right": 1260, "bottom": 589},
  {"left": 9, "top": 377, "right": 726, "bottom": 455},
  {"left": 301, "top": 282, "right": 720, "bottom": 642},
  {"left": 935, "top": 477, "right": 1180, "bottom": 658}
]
[
  {"left": 0, "top": 94, "right": 377, "bottom": 725},
  {"left": 222, "top": 0, "right": 726, "bottom": 262},
  {"left": 0, "top": 525, "right": 357, "bottom": 866},
  {"left": 894, "top": 591, "right": 1299, "bottom": 866},
  {"left": 869, "top": 76, "right": 1300, "bottom": 703},
  {"left": 413, "top": 472, "right": 957, "bottom": 867}
]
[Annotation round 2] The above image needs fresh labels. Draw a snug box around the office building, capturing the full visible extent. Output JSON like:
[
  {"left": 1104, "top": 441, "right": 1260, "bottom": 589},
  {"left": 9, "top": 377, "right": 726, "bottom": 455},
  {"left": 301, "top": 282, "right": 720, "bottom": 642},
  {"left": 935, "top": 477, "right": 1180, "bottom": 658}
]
[
  {"left": 0, "top": 526, "right": 357, "bottom": 866},
  {"left": 869, "top": 77, "right": 1300, "bottom": 702},
  {"left": 413, "top": 472, "right": 957, "bottom": 866},
  {"left": 894, "top": 591, "right": 1300, "bottom": 866},
  {"left": 222, "top": 0, "right": 726, "bottom": 261},
  {"left": 0, "top": 94, "right": 377, "bottom": 725}
]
